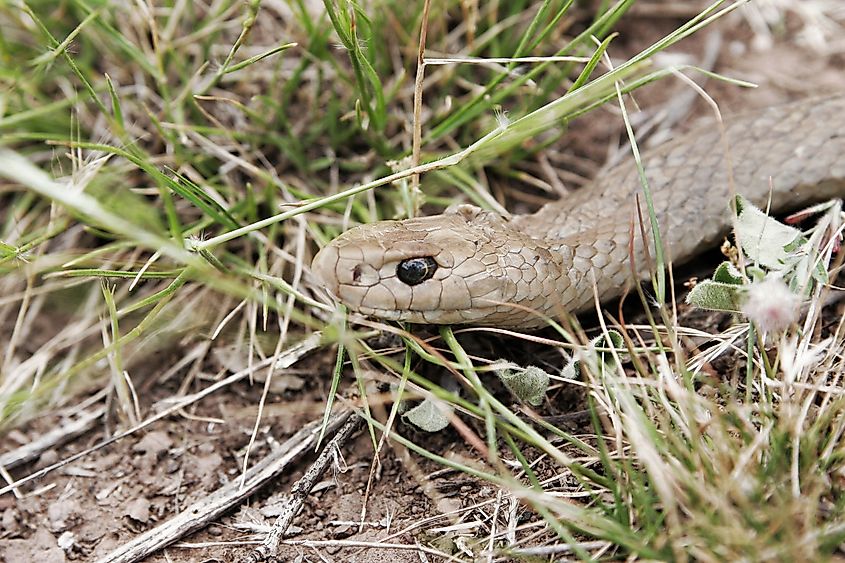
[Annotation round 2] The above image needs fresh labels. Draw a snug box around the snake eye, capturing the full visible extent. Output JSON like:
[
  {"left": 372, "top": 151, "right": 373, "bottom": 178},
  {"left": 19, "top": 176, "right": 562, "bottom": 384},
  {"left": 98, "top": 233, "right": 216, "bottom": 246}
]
[{"left": 396, "top": 257, "right": 438, "bottom": 286}]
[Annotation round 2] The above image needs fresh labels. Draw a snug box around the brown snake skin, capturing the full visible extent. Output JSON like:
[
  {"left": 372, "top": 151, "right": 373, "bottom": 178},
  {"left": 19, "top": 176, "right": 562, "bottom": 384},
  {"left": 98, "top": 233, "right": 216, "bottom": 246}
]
[{"left": 312, "top": 95, "right": 845, "bottom": 328}]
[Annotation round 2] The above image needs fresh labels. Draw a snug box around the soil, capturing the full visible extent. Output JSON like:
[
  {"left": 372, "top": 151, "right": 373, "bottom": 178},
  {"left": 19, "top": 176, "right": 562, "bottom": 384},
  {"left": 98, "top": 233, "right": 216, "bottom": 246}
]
[{"left": 2, "top": 4, "right": 844, "bottom": 563}]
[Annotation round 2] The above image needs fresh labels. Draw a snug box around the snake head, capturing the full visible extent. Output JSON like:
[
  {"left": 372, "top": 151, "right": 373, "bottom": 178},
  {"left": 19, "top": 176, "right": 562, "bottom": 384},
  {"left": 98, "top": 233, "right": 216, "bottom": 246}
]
[{"left": 311, "top": 205, "right": 559, "bottom": 326}]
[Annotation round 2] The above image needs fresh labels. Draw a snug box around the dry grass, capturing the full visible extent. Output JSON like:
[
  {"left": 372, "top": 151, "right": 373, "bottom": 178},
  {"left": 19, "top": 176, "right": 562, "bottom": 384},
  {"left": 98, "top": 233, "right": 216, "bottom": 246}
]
[{"left": 2, "top": 0, "right": 845, "bottom": 561}]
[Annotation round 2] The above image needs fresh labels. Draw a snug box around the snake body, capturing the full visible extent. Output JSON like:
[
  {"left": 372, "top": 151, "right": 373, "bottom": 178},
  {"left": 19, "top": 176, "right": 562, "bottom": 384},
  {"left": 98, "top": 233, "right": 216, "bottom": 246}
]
[{"left": 312, "top": 95, "right": 845, "bottom": 328}]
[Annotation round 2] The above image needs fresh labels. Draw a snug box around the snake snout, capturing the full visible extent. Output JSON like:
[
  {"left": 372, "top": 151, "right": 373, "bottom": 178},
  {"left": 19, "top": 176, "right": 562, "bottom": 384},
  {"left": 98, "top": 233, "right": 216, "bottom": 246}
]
[{"left": 311, "top": 244, "right": 341, "bottom": 297}]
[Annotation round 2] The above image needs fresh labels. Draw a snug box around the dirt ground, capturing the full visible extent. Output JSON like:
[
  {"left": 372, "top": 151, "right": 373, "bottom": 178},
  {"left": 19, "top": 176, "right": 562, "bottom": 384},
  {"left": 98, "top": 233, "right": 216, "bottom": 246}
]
[{"left": 2, "top": 4, "right": 845, "bottom": 563}]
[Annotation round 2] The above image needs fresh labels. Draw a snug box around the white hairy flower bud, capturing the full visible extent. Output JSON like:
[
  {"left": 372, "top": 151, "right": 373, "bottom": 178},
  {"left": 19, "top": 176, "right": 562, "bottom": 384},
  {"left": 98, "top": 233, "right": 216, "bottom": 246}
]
[{"left": 740, "top": 276, "right": 801, "bottom": 333}]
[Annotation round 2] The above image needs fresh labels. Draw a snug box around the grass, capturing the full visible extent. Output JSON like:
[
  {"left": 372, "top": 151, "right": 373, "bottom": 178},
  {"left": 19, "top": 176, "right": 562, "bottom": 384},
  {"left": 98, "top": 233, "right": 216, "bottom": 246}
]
[{"left": 2, "top": 0, "right": 845, "bottom": 560}]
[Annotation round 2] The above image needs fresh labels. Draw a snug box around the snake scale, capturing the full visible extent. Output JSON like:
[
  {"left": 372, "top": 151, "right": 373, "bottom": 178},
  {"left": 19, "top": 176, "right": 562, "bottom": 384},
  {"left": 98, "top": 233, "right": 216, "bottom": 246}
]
[{"left": 312, "top": 95, "right": 845, "bottom": 328}]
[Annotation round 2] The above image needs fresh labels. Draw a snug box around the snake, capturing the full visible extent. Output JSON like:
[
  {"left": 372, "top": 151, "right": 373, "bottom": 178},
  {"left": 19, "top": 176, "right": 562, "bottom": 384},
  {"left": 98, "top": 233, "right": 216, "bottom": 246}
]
[{"left": 311, "top": 95, "right": 845, "bottom": 328}]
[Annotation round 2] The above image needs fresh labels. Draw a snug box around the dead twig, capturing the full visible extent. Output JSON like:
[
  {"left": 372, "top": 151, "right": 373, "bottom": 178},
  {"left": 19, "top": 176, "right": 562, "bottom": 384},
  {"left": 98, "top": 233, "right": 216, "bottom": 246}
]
[
  {"left": 244, "top": 411, "right": 365, "bottom": 562},
  {"left": 97, "top": 408, "right": 354, "bottom": 563},
  {"left": 0, "top": 407, "right": 105, "bottom": 471}
]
